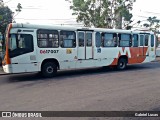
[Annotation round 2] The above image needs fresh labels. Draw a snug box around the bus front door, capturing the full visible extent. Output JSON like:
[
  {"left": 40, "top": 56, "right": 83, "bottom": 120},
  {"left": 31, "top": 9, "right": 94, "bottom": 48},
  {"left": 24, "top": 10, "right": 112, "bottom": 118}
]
[
  {"left": 77, "top": 31, "right": 93, "bottom": 60},
  {"left": 139, "top": 34, "right": 149, "bottom": 62},
  {"left": 149, "top": 35, "right": 156, "bottom": 61},
  {"left": 139, "top": 35, "right": 144, "bottom": 57}
]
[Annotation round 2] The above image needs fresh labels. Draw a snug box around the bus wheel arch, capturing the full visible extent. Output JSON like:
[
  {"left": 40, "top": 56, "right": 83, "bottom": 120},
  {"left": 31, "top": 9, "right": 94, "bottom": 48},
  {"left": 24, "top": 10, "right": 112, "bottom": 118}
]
[
  {"left": 117, "top": 56, "right": 128, "bottom": 70},
  {"left": 41, "top": 59, "right": 60, "bottom": 77}
]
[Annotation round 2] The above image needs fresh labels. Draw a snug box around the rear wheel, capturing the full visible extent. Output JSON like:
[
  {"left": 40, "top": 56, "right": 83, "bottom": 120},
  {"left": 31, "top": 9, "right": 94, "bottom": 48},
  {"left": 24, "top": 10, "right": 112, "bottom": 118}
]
[
  {"left": 41, "top": 62, "right": 57, "bottom": 77},
  {"left": 117, "top": 58, "right": 127, "bottom": 70}
]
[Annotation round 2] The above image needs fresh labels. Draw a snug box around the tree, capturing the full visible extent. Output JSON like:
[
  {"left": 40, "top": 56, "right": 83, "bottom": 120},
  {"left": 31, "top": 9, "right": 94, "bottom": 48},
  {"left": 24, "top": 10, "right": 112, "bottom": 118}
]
[
  {"left": 0, "top": 2, "right": 13, "bottom": 34},
  {"left": 0, "top": 1, "right": 22, "bottom": 34},
  {"left": 66, "top": 0, "right": 135, "bottom": 29},
  {"left": 142, "top": 16, "right": 160, "bottom": 46},
  {"left": 143, "top": 16, "right": 160, "bottom": 32}
]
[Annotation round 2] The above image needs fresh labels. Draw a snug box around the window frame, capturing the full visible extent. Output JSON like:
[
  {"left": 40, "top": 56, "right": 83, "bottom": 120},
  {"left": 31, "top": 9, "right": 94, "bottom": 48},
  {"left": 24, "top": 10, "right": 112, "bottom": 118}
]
[
  {"left": 132, "top": 34, "right": 139, "bottom": 47},
  {"left": 101, "top": 32, "right": 117, "bottom": 47},
  {"left": 118, "top": 33, "right": 131, "bottom": 47},
  {"left": 37, "top": 29, "right": 59, "bottom": 48},
  {"left": 95, "top": 32, "right": 101, "bottom": 47},
  {"left": 60, "top": 30, "right": 76, "bottom": 48}
]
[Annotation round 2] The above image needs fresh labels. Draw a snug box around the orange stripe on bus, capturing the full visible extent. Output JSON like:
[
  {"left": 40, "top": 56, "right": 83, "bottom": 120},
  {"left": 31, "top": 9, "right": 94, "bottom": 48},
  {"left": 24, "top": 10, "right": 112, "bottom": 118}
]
[
  {"left": 111, "top": 47, "right": 149, "bottom": 65},
  {"left": 4, "top": 23, "right": 12, "bottom": 65}
]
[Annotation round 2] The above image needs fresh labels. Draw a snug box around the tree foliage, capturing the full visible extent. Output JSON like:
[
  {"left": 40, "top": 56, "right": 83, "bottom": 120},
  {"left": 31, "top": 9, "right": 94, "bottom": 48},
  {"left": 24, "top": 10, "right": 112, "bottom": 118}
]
[
  {"left": 143, "top": 16, "right": 160, "bottom": 32},
  {"left": 0, "top": 2, "right": 13, "bottom": 34},
  {"left": 0, "top": 1, "right": 22, "bottom": 34},
  {"left": 67, "top": 0, "right": 135, "bottom": 29},
  {"left": 142, "top": 16, "right": 160, "bottom": 46}
]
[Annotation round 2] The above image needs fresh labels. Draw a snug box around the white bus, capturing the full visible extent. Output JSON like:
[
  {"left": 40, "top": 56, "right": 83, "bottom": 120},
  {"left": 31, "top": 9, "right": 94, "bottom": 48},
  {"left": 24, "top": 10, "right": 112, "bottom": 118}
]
[{"left": 2, "top": 23, "right": 156, "bottom": 77}]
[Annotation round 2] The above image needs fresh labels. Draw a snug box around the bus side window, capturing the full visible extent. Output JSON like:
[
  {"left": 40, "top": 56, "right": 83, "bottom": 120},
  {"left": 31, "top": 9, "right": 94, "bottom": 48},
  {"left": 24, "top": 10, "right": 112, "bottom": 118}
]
[
  {"left": 20, "top": 34, "right": 34, "bottom": 52},
  {"left": 132, "top": 34, "right": 138, "bottom": 47},
  {"left": 113, "top": 33, "right": 117, "bottom": 47},
  {"left": 101, "top": 33, "right": 104, "bottom": 47},
  {"left": 60, "top": 31, "right": 76, "bottom": 48},
  {"left": 101, "top": 33, "right": 117, "bottom": 47},
  {"left": 118, "top": 34, "right": 131, "bottom": 47},
  {"left": 96, "top": 32, "right": 101, "bottom": 47},
  {"left": 37, "top": 29, "right": 59, "bottom": 48}
]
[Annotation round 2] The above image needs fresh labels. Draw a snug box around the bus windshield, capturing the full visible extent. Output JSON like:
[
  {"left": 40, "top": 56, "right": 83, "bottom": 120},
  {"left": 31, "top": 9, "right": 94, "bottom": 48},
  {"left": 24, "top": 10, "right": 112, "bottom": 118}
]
[{"left": 8, "top": 34, "right": 34, "bottom": 58}]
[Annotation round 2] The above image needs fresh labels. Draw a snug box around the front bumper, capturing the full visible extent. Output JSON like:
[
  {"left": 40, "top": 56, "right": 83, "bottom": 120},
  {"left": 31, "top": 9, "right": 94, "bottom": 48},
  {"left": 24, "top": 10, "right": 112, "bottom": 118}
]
[{"left": 2, "top": 64, "right": 12, "bottom": 73}]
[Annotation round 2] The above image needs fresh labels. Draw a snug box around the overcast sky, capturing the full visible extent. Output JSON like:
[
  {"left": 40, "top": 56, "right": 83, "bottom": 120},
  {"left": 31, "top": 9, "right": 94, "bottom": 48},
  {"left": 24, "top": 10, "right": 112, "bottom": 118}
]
[{"left": 3, "top": 0, "right": 160, "bottom": 26}]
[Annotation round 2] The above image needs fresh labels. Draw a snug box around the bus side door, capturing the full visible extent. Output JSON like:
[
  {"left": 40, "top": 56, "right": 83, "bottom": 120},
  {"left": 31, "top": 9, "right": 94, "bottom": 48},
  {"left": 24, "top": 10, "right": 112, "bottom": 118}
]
[
  {"left": 139, "top": 34, "right": 145, "bottom": 57},
  {"left": 77, "top": 31, "right": 93, "bottom": 60},
  {"left": 149, "top": 35, "right": 156, "bottom": 61}
]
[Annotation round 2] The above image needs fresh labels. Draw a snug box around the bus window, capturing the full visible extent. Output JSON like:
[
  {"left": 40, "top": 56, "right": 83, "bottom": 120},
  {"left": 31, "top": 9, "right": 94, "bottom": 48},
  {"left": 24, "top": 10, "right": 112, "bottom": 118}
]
[
  {"left": 60, "top": 31, "right": 76, "bottom": 48},
  {"left": 19, "top": 34, "right": 33, "bottom": 51},
  {"left": 132, "top": 34, "right": 138, "bottom": 47},
  {"left": 140, "top": 35, "right": 144, "bottom": 46},
  {"left": 151, "top": 35, "right": 154, "bottom": 47},
  {"left": 102, "top": 33, "right": 117, "bottom": 47},
  {"left": 37, "top": 29, "right": 59, "bottom": 48},
  {"left": 9, "top": 34, "right": 33, "bottom": 58},
  {"left": 86, "top": 33, "right": 92, "bottom": 46},
  {"left": 48, "top": 33, "right": 59, "bottom": 48},
  {"left": 78, "top": 32, "right": 84, "bottom": 47},
  {"left": 96, "top": 32, "right": 101, "bottom": 47},
  {"left": 145, "top": 35, "right": 149, "bottom": 46},
  {"left": 9, "top": 34, "right": 17, "bottom": 51},
  {"left": 119, "top": 34, "right": 131, "bottom": 47}
]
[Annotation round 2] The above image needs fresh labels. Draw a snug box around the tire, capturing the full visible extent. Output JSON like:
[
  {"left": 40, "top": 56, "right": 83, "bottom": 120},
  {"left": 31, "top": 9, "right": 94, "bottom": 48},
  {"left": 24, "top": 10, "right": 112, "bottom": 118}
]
[
  {"left": 41, "top": 62, "right": 57, "bottom": 78},
  {"left": 117, "top": 58, "right": 127, "bottom": 70}
]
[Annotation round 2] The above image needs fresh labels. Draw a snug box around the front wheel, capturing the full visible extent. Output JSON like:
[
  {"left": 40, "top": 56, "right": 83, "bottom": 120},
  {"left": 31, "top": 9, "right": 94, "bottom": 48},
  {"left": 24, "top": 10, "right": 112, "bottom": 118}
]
[
  {"left": 41, "top": 62, "right": 57, "bottom": 77},
  {"left": 117, "top": 58, "right": 127, "bottom": 70}
]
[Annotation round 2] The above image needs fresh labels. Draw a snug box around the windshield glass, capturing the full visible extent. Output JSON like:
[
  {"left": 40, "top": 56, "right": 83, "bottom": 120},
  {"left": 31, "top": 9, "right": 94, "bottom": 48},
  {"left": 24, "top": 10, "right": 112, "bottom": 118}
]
[
  {"left": 8, "top": 34, "right": 34, "bottom": 58},
  {"left": 9, "top": 34, "right": 17, "bottom": 51}
]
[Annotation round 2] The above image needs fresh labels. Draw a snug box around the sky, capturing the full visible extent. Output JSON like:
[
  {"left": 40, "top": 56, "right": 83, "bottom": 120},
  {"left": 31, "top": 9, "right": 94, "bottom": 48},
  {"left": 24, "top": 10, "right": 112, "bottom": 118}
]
[{"left": 2, "top": 0, "right": 160, "bottom": 27}]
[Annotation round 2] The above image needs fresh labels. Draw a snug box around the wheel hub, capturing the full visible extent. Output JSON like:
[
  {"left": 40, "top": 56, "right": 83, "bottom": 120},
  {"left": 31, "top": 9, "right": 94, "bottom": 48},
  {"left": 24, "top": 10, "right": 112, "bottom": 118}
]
[{"left": 46, "top": 66, "right": 53, "bottom": 73}]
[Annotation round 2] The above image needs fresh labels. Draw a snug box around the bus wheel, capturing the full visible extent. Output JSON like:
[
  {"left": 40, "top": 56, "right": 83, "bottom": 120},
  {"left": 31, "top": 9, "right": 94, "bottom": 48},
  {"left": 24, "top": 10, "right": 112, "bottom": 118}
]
[
  {"left": 42, "top": 62, "right": 57, "bottom": 77},
  {"left": 117, "top": 58, "right": 127, "bottom": 70}
]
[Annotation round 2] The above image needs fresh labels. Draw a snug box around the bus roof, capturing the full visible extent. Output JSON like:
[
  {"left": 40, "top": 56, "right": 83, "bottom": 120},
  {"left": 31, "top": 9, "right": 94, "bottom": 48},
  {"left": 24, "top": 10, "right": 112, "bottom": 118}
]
[{"left": 10, "top": 23, "right": 154, "bottom": 34}]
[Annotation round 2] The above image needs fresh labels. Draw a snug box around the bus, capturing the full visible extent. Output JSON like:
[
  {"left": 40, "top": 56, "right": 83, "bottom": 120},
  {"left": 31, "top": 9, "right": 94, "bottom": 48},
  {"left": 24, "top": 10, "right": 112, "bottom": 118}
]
[{"left": 2, "top": 23, "right": 156, "bottom": 77}]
